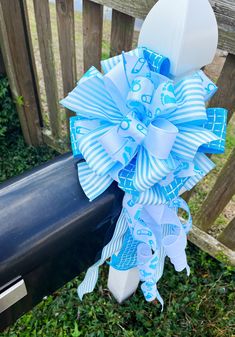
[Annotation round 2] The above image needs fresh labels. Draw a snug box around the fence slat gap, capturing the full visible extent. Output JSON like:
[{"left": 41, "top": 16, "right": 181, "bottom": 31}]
[
  {"left": 195, "top": 148, "right": 235, "bottom": 232},
  {"left": 56, "top": 0, "right": 76, "bottom": 137},
  {"left": 83, "top": 0, "right": 103, "bottom": 72},
  {"left": 110, "top": 10, "right": 135, "bottom": 57},
  {"left": 0, "top": 0, "right": 42, "bottom": 145},
  {"left": 33, "top": 0, "right": 60, "bottom": 138}
]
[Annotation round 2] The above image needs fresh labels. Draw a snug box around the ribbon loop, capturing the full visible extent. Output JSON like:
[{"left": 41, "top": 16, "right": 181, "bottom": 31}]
[
  {"left": 123, "top": 53, "right": 151, "bottom": 84},
  {"left": 143, "top": 48, "right": 170, "bottom": 75},
  {"left": 162, "top": 227, "right": 189, "bottom": 274},
  {"left": 99, "top": 125, "right": 136, "bottom": 165},
  {"left": 127, "top": 76, "right": 155, "bottom": 111},
  {"left": 118, "top": 111, "right": 148, "bottom": 143},
  {"left": 151, "top": 80, "right": 177, "bottom": 118},
  {"left": 144, "top": 118, "right": 179, "bottom": 159}
]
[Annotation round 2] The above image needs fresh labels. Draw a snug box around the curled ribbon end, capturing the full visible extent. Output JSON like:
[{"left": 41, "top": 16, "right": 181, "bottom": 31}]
[
  {"left": 77, "top": 288, "right": 84, "bottom": 301},
  {"left": 156, "top": 289, "right": 164, "bottom": 312},
  {"left": 186, "top": 265, "right": 191, "bottom": 277}
]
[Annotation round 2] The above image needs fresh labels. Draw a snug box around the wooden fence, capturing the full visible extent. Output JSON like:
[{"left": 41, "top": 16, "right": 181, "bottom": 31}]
[{"left": 0, "top": 0, "right": 234, "bottom": 265}]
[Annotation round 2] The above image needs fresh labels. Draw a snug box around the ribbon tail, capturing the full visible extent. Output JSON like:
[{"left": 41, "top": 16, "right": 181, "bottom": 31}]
[
  {"left": 157, "top": 288, "right": 164, "bottom": 312},
  {"left": 77, "top": 210, "right": 128, "bottom": 300},
  {"left": 77, "top": 265, "right": 99, "bottom": 300},
  {"left": 186, "top": 264, "right": 190, "bottom": 276},
  {"left": 138, "top": 245, "right": 166, "bottom": 309},
  {"left": 110, "top": 228, "right": 139, "bottom": 270}
]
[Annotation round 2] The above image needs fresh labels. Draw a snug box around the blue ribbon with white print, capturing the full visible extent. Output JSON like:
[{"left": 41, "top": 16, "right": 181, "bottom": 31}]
[{"left": 61, "top": 47, "right": 227, "bottom": 307}]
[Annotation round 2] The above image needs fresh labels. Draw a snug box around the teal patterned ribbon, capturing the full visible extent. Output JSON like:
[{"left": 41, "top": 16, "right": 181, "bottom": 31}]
[{"left": 61, "top": 47, "right": 227, "bottom": 308}]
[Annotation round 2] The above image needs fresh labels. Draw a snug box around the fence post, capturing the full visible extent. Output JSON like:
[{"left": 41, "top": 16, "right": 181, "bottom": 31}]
[{"left": 0, "top": 0, "right": 43, "bottom": 146}]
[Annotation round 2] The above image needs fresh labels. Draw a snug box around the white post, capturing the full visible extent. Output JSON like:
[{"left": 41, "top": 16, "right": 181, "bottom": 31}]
[
  {"left": 138, "top": 0, "right": 218, "bottom": 78},
  {"left": 108, "top": 0, "right": 218, "bottom": 303},
  {"left": 107, "top": 267, "right": 140, "bottom": 303}
]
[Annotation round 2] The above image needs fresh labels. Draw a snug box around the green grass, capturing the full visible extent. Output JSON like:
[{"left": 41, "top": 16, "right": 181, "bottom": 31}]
[{"left": 2, "top": 248, "right": 235, "bottom": 337}]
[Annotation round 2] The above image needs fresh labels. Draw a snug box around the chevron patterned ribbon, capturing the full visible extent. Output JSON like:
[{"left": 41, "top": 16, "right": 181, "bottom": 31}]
[{"left": 61, "top": 47, "right": 227, "bottom": 308}]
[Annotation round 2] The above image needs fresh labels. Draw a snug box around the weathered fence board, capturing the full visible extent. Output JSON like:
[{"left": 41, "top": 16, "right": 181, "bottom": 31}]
[
  {"left": 209, "top": 53, "right": 235, "bottom": 122},
  {"left": 0, "top": 0, "right": 42, "bottom": 146},
  {"left": 90, "top": 0, "right": 156, "bottom": 18},
  {"left": 91, "top": 0, "right": 235, "bottom": 55},
  {"left": 110, "top": 10, "right": 135, "bottom": 57},
  {"left": 196, "top": 148, "right": 235, "bottom": 232},
  {"left": 23, "top": 0, "right": 44, "bottom": 126},
  {"left": 56, "top": 0, "right": 77, "bottom": 133},
  {"left": 33, "top": 0, "right": 59, "bottom": 137},
  {"left": 211, "top": 0, "right": 235, "bottom": 55},
  {"left": 189, "top": 225, "right": 235, "bottom": 265},
  {"left": 83, "top": 0, "right": 103, "bottom": 71}
]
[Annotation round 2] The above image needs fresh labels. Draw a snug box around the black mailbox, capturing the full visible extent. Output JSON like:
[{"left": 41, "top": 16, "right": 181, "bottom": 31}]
[{"left": 0, "top": 154, "right": 123, "bottom": 330}]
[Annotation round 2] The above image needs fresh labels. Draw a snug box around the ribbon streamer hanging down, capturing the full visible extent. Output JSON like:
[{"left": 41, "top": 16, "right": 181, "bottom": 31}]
[{"left": 61, "top": 47, "right": 227, "bottom": 308}]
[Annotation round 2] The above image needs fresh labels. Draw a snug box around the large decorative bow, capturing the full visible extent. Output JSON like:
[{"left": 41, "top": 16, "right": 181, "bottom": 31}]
[{"left": 61, "top": 47, "right": 227, "bottom": 308}]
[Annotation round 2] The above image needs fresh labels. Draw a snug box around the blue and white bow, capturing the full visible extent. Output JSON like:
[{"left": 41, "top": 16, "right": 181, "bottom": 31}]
[{"left": 61, "top": 47, "right": 227, "bottom": 308}]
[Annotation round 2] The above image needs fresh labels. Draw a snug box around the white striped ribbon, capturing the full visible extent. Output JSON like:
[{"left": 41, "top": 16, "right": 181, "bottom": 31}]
[{"left": 77, "top": 210, "right": 128, "bottom": 300}]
